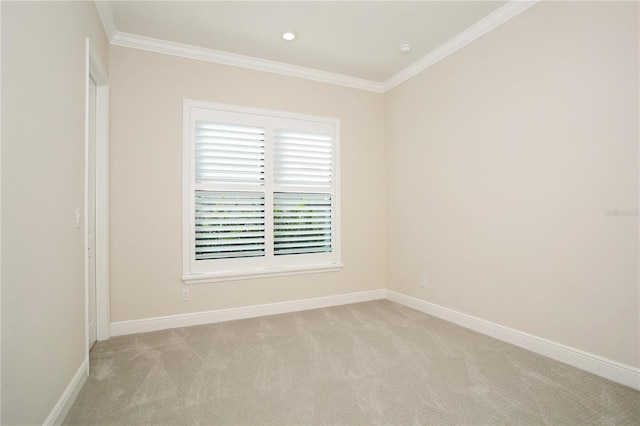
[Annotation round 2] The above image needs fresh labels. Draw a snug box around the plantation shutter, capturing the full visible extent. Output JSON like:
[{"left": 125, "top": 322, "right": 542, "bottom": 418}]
[
  {"left": 193, "top": 120, "right": 266, "bottom": 261},
  {"left": 273, "top": 129, "right": 333, "bottom": 256},
  {"left": 184, "top": 101, "right": 340, "bottom": 281}
]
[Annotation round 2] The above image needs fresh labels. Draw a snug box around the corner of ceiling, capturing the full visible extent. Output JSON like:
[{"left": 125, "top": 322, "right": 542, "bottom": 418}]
[
  {"left": 94, "top": 0, "right": 538, "bottom": 95},
  {"left": 94, "top": 0, "right": 117, "bottom": 42},
  {"left": 382, "top": 0, "right": 539, "bottom": 93}
]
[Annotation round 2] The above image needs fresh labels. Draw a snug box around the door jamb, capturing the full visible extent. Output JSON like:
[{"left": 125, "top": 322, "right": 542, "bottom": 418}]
[{"left": 85, "top": 38, "right": 110, "bottom": 364}]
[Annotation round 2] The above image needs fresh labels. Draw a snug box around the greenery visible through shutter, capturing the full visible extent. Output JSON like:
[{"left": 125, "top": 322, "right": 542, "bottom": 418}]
[
  {"left": 274, "top": 193, "right": 331, "bottom": 255},
  {"left": 194, "top": 191, "right": 265, "bottom": 260}
]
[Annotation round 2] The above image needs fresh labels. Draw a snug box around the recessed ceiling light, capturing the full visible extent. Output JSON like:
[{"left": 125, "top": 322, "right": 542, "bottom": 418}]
[
  {"left": 282, "top": 31, "right": 298, "bottom": 41},
  {"left": 399, "top": 43, "right": 412, "bottom": 54}
]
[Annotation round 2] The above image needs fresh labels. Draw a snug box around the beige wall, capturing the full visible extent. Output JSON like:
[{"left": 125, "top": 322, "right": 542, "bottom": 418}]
[
  {"left": 2, "top": 2, "right": 636, "bottom": 421},
  {"left": 108, "top": 46, "right": 387, "bottom": 322},
  {"left": 384, "top": 1, "right": 639, "bottom": 368},
  {"left": 1, "top": 1, "right": 108, "bottom": 424}
]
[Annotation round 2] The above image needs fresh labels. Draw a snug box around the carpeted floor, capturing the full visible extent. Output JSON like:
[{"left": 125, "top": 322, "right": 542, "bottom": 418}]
[{"left": 64, "top": 300, "right": 639, "bottom": 425}]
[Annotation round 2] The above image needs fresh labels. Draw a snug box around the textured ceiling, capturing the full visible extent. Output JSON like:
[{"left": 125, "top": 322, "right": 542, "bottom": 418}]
[{"left": 107, "top": 1, "right": 508, "bottom": 82}]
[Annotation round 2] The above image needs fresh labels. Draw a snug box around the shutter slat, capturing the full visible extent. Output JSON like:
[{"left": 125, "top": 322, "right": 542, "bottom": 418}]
[
  {"left": 197, "top": 219, "right": 263, "bottom": 225},
  {"left": 275, "top": 213, "right": 331, "bottom": 219},
  {"left": 196, "top": 171, "right": 264, "bottom": 179},
  {"left": 274, "top": 242, "right": 331, "bottom": 250},
  {"left": 274, "top": 160, "right": 331, "bottom": 169},
  {"left": 273, "top": 194, "right": 331, "bottom": 202},
  {"left": 274, "top": 153, "right": 330, "bottom": 162},
  {"left": 196, "top": 211, "right": 264, "bottom": 218},
  {"left": 196, "top": 250, "right": 264, "bottom": 260},
  {"left": 196, "top": 147, "right": 264, "bottom": 157},
  {"left": 197, "top": 231, "right": 264, "bottom": 240},
  {"left": 196, "top": 243, "right": 265, "bottom": 252},
  {"left": 195, "top": 150, "right": 264, "bottom": 159},
  {"left": 275, "top": 170, "right": 332, "bottom": 178},
  {"left": 196, "top": 140, "right": 264, "bottom": 151},
  {"left": 197, "top": 225, "right": 264, "bottom": 238},
  {"left": 274, "top": 247, "right": 329, "bottom": 255},
  {"left": 196, "top": 160, "right": 264, "bottom": 170},
  {"left": 273, "top": 223, "right": 331, "bottom": 230},
  {"left": 274, "top": 230, "right": 330, "bottom": 237},
  {"left": 274, "top": 236, "right": 331, "bottom": 244},
  {"left": 273, "top": 145, "right": 331, "bottom": 154},
  {"left": 276, "top": 205, "right": 331, "bottom": 211}
]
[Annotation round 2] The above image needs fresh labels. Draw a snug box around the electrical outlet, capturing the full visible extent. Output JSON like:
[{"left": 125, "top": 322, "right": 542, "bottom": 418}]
[
  {"left": 182, "top": 287, "right": 190, "bottom": 301},
  {"left": 419, "top": 276, "right": 427, "bottom": 288}
]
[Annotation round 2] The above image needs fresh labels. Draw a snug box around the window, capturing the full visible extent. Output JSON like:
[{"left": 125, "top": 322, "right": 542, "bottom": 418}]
[{"left": 183, "top": 100, "right": 342, "bottom": 283}]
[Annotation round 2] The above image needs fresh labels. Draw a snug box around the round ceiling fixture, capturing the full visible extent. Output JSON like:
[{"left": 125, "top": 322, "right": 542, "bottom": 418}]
[
  {"left": 282, "top": 31, "right": 298, "bottom": 41},
  {"left": 399, "top": 43, "right": 412, "bottom": 54}
]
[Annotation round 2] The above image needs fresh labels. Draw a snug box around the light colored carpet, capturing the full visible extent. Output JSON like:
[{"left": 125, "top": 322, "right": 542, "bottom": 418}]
[{"left": 64, "top": 300, "right": 639, "bottom": 425}]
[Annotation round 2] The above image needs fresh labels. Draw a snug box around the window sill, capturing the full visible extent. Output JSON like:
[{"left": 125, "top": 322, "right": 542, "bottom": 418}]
[{"left": 182, "top": 263, "right": 344, "bottom": 285}]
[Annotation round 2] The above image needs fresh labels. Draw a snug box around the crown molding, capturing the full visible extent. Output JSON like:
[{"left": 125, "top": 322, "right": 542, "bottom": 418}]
[
  {"left": 111, "top": 32, "right": 385, "bottom": 93},
  {"left": 382, "top": 0, "right": 539, "bottom": 92},
  {"left": 100, "top": 0, "right": 537, "bottom": 94}
]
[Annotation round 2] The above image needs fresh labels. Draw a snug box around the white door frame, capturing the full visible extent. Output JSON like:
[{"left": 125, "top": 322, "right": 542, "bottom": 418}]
[
  {"left": 85, "top": 38, "right": 110, "bottom": 359},
  {"left": 88, "top": 74, "right": 97, "bottom": 350}
]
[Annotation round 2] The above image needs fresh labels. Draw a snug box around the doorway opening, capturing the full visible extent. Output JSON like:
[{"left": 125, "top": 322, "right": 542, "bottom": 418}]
[{"left": 85, "top": 38, "right": 110, "bottom": 360}]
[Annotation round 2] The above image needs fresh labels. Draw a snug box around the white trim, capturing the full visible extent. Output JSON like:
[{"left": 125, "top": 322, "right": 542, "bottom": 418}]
[
  {"left": 182, "top": 102, "right": 191, "bottom": 283},
  {"left": 382, "top": 0, "right": 538, "bottom": 91},
  {"left": 184, "top": 99, "right": 341, "bottom": 128},
  {"left": 86, "top": 38, "right": 111, "bottom": 347},
  {"left": 101, "top": 1, "right": 536, "bottom": 94},
  {"left": 84, "top": 37, "right": 91, "bottom": 359},
  {"left": 111, "top": 289, "right": 385, "bottom": 336},
  {"left": 109, "top": 288, "right": 639, "bottom": 390},
  {"left": 43, "top": 359, "right": 88, "bottom": 425},
  {"left": 183, "top": 263, "right": 344, "bottom": 285},
  {"left": 88, "top": 43, "right": 108, "bottom": 84},
  {"left": 386, "top": 290, "right": 640, "bottom": 390},
  {"left": 95, "top": 84, "right": 110, "bottom": 341},
  {"left": 0, "top": 3, "right": 3, "bottom": 422},
  {"left": 94, "top": 0, "right": 117, "bottom": 42},
  {"left": 111, "top": 32, "right": 384, "bottom": 93}
]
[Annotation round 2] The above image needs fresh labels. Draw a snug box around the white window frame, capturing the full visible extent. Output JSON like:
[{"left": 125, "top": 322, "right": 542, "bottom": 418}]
[{"left": 182, "top": 100, "right": 342, "bottom": 284}]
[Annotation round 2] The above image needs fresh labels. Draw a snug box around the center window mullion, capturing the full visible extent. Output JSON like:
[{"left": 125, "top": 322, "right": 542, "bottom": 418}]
[{"left": 264, "top": 124, "right": 274, "bottom": 261}]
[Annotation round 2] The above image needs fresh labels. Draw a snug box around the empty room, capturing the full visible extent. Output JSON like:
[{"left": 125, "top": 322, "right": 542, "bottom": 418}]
[{"left": 1, "top": 0, "right": 638, "bottom": 424}]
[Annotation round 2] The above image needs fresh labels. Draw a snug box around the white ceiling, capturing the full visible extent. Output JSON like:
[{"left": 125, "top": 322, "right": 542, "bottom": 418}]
[{"left": 101, "top": 1, "right": 512, "bottom": 81}]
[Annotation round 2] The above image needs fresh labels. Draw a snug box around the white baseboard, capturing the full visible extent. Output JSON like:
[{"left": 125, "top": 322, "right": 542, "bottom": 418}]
[
  {"left": 111, "top": 289, "right": 386, "bottom": 337},
  {"left": 109, "top": 288, "right": 639, "bottom": 390},
  {"left": 386, "top": 290, "right": 640, "bottom": 390},
  {"left": 44, "top": 358, "right": 88, "bottom": 425}
]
